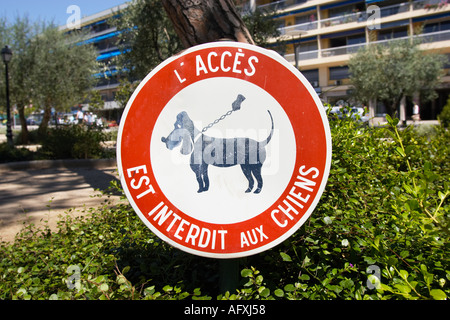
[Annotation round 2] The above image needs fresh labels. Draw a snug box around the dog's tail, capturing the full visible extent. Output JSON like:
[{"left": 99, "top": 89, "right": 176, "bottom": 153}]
[{"left": 259, "top": 110, "right": 274, "bottom": 147}]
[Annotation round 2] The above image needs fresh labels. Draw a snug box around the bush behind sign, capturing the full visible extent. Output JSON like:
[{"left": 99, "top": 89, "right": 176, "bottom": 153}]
[{"left": 0, "top": 112, "right": 448, "bottom": 300}]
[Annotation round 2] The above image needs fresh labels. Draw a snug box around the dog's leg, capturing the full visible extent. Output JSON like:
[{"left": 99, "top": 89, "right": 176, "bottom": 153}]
[
  {"left": 240, "top": 164, "right": 254, "bottom": 193},
  {"left": 251, "top": 164, "right": 263, "bottom": 194},
  {"left": 201, "top": 164, "right": 209, "bottom": 191},
  {"left": 190, "top": 164, "right": 205, "bottom": 193}
]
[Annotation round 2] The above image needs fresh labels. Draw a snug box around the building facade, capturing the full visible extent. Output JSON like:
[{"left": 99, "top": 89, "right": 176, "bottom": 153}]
[
  {"left": 60, "top": 3, "right": 129, "bottom": 114},
  {"left": 246, "top": 0, "right": 450, "bottom": 120},
  {"left": 63, "top": 0, "right": 449, "bottom": 121}
]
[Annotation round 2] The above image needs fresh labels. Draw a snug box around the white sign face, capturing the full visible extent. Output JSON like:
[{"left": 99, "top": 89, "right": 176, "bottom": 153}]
[
  {"left": 151, "top": 77, "right": 297, "bottom": 224},
  {"left": 117, "top": 42, "right": 332, "bottom": 258}
]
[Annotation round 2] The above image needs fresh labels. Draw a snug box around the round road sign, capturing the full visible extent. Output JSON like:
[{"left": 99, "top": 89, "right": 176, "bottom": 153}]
[{"left": 117, "top": 41, "right": 331, "bottom": 259}]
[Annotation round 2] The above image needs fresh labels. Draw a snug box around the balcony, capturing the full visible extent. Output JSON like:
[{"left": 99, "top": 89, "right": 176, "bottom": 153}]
[
  {"left": 320, "top": 11, "right": 368, "bottom": 28},
  {"left": 320, "top": 2, "right": 411, "bottom": 28},
  {"left": 413, "top": 0, "right": 449, "bottom": 10},
  {"left": 283, "top": 29, "right": 450, "bottom": 63},
  {"left": 258, "top": 0, "right": 314, "bottom": 12},
  {"left": 276, "top": 0, "right": 449, "bottom": 35},
  {"left": 279, "top": 21, "right": 318, "bottom": 34}
]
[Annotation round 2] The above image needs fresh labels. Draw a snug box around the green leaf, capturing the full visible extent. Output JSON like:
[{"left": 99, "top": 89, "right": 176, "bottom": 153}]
[
  {"left": 240, "top": 269, "right": 252, "bottom": 278},
  {"left": 340, "top": 279, "right": 354, "bottom": 289},
  {"left": 399, "top": 269, "right": 409, "bottom": 280},
  {"left": 385, "top": 114, "right": 393, "bottom": 124},
  {"left": 394, "top": 284, "right": 411, "bottom": 294},
  {"left": 405, "top": 145, "right": 415, "bottom": 155},
  {"left": 162, "top": 285, "right": 173, "bottom": 292},
  {"left": 430, "top": 289, "right": 447, "bottom": 300},
  {"left": 259, "top": 287, "right": 270, "bottom": 298},
  {"left": 274, "top": 289, "right": 284, "bottom": 297},
  {"left": 280, "top": 252, "right": 292, "bottom": 262},
  {"left": 100, "top": 283, "right": 109, "bottom": 292},
  {"left": 284, "top": 284, "right": 295, "bottom": 292},
  {"left": 399, "top": 250, "right": 409, "bottom": 259},
  {"left": 403, "top": 183, "right": 414, "bottom": 195},
  {"left": 122, "top": 266, "right": 130, "bottom": 275},
  {"left": 99, "top": 294, "right": 108, "bottom": 300},
  {"left": 49, "top": 293, "right": 59, "bottom": 300},
  {"left": 299, "top": 274, "right": 310, "bottom": 281},
  {"left": 178, "top": 292, "right": 190, "bottom": 300},
  {"left": 395, "top": 146, "right": 406, "bottom": 157}
]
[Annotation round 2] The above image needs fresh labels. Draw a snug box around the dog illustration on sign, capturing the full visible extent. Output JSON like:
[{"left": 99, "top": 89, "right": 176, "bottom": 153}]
[{"left": 161, "top": 94, "right": 274, "bottom": 194}]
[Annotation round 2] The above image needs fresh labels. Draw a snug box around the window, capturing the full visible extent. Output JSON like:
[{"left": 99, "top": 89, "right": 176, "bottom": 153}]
[
  {"left": 423, "top": 20, "right": 450, "bottom": 33},
  {"left": 302, "top": 69, "right": 319, "bottom": 87},
  {"left": 295, "top": 12, "right": 317, "bottom": 25},
  {"left": 329, "top": 66, "right": 349, "bottom": 80},
  {"left": 330, "top": 37, "right": 347, "bottom": 48},
  {"left": 299, "top": 40, "right": 318, "bottom": 52},
  {"left": 378, "top": 27, "right": 408, "bottom": 40},
  {"left": 348, "top": 33, "right": 366, "bottom": 45}
]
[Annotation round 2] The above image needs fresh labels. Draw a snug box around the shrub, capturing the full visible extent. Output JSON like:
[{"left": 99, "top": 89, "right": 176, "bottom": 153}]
[
  {"left": 0, "top": 143, "right": 35, "bottom": 163},
  {"left": 438, "top": 97, "right": 450, "bottom": 127},
  {"left": 40, "top": 125, "right": 107, "bottom": 160},
  {"left": 0, "top": 118, "right": 448, "bottom": 300}
]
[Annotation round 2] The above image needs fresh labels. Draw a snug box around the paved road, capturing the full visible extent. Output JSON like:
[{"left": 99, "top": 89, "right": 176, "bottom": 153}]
[{"left": 0, "top": 162, "right": 121, "bottom": 242}]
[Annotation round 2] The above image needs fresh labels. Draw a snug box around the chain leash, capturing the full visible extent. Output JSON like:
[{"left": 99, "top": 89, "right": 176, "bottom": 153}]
[{"left": 201, "top": 94, "right": 246, "bottom": 133}]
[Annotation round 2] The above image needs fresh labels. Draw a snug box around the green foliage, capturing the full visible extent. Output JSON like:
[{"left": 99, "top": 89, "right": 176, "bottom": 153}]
[
  {"left": 0, "top": 143, "right": 35, "bottom": 163},
  {"left": 112, "top": 0, "right": 182, "bottom": 81},
  {"left": 0, "top": 118, "right": 448, "bottom": 300},
  {"left": 40, "top": 125, "right": 108, "bottom": 160},
  {"left": 0, "top": 16, "right": 98, "bottom": 138},
  {"left": 0, "top": 126, "right": 115, "bottom": 162},
  {"left": 114, "top": 79, "right": 138, "bottom": 109},
  {"left": 242, "top": 7, "right": 281, "bottom": 49},
  {"left": 438, "top": 96, "right": 450, "bottom": 128},
  {"left": 349, "top": 39, "right": 445, "bottom": 116}
]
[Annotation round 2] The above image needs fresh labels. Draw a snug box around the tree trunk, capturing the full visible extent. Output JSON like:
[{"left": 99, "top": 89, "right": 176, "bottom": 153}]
[
  {"left": 38, "top": 105, "right": 52, "bottom": 138},
  {"left": 161, "top": 0, "right": 254, "bottom": 48},
  {"left": 17, "top": 104, "right": 29, "bottom": 145}
]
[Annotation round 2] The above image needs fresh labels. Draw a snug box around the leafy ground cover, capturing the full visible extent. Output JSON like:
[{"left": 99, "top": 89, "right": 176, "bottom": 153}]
[{"left": 0, "top": 115, "right": 448, "bottom": 300}]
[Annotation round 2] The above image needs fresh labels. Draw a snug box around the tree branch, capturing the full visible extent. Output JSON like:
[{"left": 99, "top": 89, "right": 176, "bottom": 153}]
[{"left": 161, "top": 0, "right": 254, "bottom": 48}]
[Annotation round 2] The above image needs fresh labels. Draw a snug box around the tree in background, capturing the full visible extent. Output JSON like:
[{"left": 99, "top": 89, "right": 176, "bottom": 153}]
[
  {"left": 113, "top": 0, "right": 182, "bottom": 81},
  {"left": 0, "top": 16, "right": 38, "bottom": 144},
  {"left": 241, "top": 6, "right": 281, "bottom": 48},
  {"left": 111, "top": 0, "right": 281, "bottom": 107},
  {"left": 32, "top": 26, "right": 98, "bottom": 136},
  {"left": 5, "top": 16, "right": 40, "bottom": 144},
  {"left": 0, "top": 17, "right": 98, "bottom": 142},
  {"left": 349, "top": 39, "right": 445, "bottom": 119}
]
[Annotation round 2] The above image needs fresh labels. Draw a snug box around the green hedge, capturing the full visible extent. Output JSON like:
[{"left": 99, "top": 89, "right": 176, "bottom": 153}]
[
  {"left": 40, "top": 125, "right": 108, "bottom": 160},
  {"left": 0, "top": 116, "right": 448, "bottom": 300},
  {"left": 0, "top": 125, "right": 113, "bottom": 162}
]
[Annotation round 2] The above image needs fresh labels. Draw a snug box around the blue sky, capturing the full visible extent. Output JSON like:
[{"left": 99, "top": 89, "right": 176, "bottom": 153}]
[{"left": 0, "top": 0, "right": 129, "bottom": 26}]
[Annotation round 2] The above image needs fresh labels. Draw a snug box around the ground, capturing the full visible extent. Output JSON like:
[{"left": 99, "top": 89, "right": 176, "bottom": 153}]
[{"left": 0, "top": 164, "right": 121, "bottom": 243}]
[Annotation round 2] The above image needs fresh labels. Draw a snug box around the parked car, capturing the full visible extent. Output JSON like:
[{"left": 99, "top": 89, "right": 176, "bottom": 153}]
[
  {"left": 327, "top": 105, "right": 370, "bottom": 123},
  {"left": 350, "top": 107, "right": 370, "bottom": 123},
  {"left": 26, "top": 116, "right": 41, "bottom": 125}
]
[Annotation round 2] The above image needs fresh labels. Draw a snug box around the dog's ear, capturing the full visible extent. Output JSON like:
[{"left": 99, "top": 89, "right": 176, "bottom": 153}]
[
  {"left": 175, "top": 112, "right": 187, "bottom": 128},
  {"left": 180, "top": 112, "right": 195, "bottom": 133},
  {"left": 180, "top": 133, "right": 193, "bottom": 155}
]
